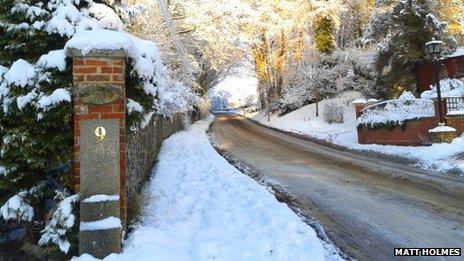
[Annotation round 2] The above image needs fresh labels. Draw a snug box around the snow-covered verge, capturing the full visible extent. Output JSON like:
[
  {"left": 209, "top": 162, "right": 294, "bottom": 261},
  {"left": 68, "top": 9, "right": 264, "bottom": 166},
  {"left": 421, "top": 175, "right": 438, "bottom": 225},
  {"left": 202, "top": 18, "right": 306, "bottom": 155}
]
[
  {"left": 74, "top": 116, "right": 340, "bottom": 261},
  {"left": 243, "top": 91, "right": 464, "bottom": 175}
]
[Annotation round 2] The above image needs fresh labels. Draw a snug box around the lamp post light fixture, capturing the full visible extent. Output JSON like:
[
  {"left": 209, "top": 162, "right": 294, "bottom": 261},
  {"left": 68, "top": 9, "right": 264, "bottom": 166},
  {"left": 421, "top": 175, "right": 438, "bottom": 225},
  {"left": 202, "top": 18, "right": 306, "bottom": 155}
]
[
  {"left": 425, "top": 40, "right": 445, "bottom": 124},
  {"left": 425, "top": 40, "right": 458, "bottom": 143}
]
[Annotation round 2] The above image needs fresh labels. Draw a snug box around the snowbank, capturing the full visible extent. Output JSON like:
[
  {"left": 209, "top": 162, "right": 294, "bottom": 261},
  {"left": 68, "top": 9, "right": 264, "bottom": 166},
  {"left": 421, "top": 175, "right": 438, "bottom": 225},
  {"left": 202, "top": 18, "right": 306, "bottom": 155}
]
[
  {"left": 246, "top": 92, "right": 464, "bottom": 174},
  {"left": 74, "top": 116, "right": 336, "bottom": 260}
]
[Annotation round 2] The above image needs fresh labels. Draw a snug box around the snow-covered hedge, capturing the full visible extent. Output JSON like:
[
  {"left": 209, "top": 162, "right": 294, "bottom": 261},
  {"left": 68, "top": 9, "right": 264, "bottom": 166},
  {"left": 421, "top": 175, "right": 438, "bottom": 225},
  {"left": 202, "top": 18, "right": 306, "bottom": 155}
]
[
  {"left": 357, "top": 92, "right": 435, "bottom": 129},
  {"left": 421, "top": 78, "right": 464, "bottom": 99}
]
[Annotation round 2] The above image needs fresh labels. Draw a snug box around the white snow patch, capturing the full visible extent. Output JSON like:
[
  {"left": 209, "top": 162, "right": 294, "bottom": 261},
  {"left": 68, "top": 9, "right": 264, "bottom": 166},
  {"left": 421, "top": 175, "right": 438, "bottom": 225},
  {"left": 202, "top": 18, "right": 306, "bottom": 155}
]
[
  {"left": 80, "top": 216, "right": 122, "bottom": 231},
  {"left": 87, "top": 3, "right": 123, "bottom": 30},
  {"left": 398, "top": 91, "right": 416, "bottom": 100},
  {"left": 140, "top": 111, "right": 156, "bottom": 129},
  {"left": 352, "top": 98, "right": 366, "bottom": 104},
  {"left": 82, "top": 194, "right": 119, "bottom": 203},
  {"left": 37, "top": 88, "right": 71, "bottom": 109},
  {"left": 37, "top": 50, "right": 67, "bottom": 71},
  {"left": 16, "top": 91, "right": 37, "bottom": 110},
  {"left": 447, "top": 110, "right": 464, "bottom": 116},
  {"left": 65, "top": 29, "right": 132, "bottom": 55},
  {"left": 429, "top": 125, "right": 457, "bottom": 133},
  {"left": 448, "top": 46, "right": 464, "bottom": 58},
  {"left": 1, "top": 194, "right": 34, "bottom": 222},
  {"left": 3, "top": 59, "right": 35, "bottom": 88},
  {"left": 127, "top": 98, "right": 143, "bottom": 114}
]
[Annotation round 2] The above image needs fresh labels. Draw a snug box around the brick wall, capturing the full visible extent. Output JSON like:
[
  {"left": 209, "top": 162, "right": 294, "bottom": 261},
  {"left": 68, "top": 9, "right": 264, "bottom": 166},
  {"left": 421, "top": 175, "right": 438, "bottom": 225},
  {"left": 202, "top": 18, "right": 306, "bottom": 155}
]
[
  {"left": 73, "top": 56, "right": 127, "bottom": 226},
  {"left": 72, "top": 58, "right": 125, "bottom": 84},
  {"left": 357, "top": 117, "right": 438, "bottom": 146},
  {"left": 446, "top": 115, "right": 464, "bottom": 136}
]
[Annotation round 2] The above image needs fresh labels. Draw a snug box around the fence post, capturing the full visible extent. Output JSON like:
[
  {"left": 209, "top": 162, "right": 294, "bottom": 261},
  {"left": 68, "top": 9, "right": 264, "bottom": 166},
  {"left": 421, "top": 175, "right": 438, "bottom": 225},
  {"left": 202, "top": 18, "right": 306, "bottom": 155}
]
[
  {"left": 433, "top": 97, "right": 448, "bottom": 121},
  {"left": 68, "top": 48, "right": 127, "bottom": 258}
]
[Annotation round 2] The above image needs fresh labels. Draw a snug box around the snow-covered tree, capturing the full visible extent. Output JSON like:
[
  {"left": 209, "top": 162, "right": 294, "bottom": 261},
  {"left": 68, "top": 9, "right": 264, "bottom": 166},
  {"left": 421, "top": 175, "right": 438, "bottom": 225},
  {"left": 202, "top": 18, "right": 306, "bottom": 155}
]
[
  {"left": 436, "top": 0, "right": 464, "bottom": 44},
  {"left": 371, "top": 0, "right": 457, "bottom": 98}
]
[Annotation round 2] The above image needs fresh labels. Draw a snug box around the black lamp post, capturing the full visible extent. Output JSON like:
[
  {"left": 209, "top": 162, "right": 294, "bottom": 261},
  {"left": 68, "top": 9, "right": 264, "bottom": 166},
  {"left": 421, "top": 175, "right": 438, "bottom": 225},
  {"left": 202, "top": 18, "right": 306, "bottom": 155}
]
[{"left": 425, "top": 40, "right": 445, "bottom": 125}]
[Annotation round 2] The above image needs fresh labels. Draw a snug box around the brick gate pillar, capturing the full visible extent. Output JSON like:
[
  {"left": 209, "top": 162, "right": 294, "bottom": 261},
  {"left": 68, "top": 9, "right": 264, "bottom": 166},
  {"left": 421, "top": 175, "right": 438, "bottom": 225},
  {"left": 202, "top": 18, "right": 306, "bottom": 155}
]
[{"left": 68, "top": 48, "right": 127, "bottom": 258}]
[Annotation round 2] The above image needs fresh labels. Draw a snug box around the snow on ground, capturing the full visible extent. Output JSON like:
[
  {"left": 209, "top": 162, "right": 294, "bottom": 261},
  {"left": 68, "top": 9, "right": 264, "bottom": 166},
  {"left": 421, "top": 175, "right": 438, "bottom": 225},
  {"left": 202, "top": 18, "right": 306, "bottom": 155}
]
[
  {"left": 244, "top": 91, "right": 464, "bottom": 174},
  {"left": 75, "top": 116, "right": 339, "bottom": 260}
]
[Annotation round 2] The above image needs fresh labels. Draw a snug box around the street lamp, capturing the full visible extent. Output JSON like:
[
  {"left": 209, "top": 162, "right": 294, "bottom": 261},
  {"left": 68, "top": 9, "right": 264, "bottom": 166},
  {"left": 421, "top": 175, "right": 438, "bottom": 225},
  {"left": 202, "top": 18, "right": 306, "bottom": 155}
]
[{"left": 425, "top": 40, "right": 445, "bottom": 124}]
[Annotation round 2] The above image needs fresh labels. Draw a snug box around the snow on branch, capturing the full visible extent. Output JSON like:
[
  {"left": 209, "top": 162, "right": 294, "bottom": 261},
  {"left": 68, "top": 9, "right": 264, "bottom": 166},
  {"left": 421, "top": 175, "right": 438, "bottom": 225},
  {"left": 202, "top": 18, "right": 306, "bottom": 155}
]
[
  {"left": 1, "top": 193, "right": 34, "bottom": 222},
  {"left": 38, "top": 194, "right": 79, "bottom": 253}
]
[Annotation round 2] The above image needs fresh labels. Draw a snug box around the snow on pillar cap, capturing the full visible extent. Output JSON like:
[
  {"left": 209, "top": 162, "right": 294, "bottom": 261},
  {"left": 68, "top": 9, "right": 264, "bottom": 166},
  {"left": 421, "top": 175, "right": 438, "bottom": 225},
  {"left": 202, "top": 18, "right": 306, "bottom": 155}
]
[
  {"left": 352, "top": 98, "right": 367, "bottom": 105},
  {"left": 65, "top": 29, "right": 129, "bottom": 58},
  {"left": 428, "top": 125, "right": 457, "bottom": 133}
]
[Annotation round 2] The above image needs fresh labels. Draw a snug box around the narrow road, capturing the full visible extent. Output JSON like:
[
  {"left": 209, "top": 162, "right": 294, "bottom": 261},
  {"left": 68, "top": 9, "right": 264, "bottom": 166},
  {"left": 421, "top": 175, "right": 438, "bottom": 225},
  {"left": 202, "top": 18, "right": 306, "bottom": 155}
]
[{"left": 210, "top": 114, "right": 464, "bottom": 260}]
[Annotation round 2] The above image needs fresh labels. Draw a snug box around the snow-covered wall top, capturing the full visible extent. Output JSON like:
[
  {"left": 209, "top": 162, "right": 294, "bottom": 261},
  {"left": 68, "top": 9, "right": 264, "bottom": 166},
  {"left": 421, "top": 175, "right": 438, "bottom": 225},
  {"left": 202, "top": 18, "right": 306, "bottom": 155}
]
[{"left": 358, "top": 92, "right": 435, "bottom": 127}]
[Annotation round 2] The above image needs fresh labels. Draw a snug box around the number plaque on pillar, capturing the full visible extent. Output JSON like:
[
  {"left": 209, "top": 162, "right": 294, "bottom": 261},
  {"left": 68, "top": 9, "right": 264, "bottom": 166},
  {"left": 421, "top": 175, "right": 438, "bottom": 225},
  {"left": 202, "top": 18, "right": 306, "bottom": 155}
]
[{"left": 68, "top": 48, "right": 127, "bottom": 259}]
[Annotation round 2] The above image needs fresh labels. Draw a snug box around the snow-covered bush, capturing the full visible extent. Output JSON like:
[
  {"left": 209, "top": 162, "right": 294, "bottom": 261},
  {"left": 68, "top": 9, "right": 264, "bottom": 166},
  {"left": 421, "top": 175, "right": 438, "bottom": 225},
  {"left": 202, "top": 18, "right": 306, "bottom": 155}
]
[
  {"left": 323, "top": 103, "right": 344, "bottom": 124},
  {"left": 421, "top": 78, "right": 464, "bottom": 99}
]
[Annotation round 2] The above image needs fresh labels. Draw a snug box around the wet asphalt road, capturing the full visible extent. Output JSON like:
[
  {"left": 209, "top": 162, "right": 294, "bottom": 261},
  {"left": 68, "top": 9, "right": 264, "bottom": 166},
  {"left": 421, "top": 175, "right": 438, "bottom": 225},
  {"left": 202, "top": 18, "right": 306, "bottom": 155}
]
[{"left": 210, "top": 114, "right": 464, "bottom": 261}]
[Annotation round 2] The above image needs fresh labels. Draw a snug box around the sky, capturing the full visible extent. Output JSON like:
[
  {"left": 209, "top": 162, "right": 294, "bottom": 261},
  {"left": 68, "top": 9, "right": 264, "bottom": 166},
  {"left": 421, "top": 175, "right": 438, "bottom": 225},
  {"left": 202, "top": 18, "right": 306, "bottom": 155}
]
[{"left": 210, "top": 61, "right": 258, "bottom": 107}]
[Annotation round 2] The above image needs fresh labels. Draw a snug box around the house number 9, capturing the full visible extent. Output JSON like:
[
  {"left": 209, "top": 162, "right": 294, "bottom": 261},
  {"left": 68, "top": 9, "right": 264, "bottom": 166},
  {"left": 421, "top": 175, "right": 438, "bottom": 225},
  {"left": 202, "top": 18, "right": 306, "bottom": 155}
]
[{"left": 95, "top": 126, "right": 106, "bottom": 141}]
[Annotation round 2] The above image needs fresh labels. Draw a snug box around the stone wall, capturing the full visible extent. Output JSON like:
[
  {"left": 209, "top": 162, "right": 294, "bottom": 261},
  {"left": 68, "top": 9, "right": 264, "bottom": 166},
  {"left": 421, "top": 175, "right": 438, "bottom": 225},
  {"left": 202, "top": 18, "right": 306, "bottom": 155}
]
[
  {"left": 125, "top": 110, "right": 201, "bottom": 222},
  {"left": 357, "top": 117, "right": 438, "bottom": 146}
]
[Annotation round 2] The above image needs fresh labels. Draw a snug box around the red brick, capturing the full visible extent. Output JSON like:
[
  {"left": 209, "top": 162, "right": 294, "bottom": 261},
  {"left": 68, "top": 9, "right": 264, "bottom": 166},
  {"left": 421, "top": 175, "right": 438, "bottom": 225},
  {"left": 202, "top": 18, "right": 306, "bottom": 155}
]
[
  {"left": 112, "top": 59, "right": 124, "bottom": 66},
  {"left": 74, "top": 66, "right": 97, "bottom": 74},
  {"left": 100, "top": 67, "right": 113, "bottom": 73},
  {"left": 112, "top": 75, "right": 124, "bottom": 82},
  {"left": 89, "top": 104, "right": 114, "bottom": 114},
  {"left": 73, "top": 59, "right": 84, "bottom": 66},
  {"left": 73, "top": 75, "right": 84, "bottom": 82},
  {"left": 86, "top": 74, "right": 110, "bottom": 82},
  {"left": 85, "top": 59, "right": 109, "bottom": 66},
  {"left": 76, "top": 114, "right": 99, "bottom": 121},
  {"left": 357, "top": 118, "right": 437, "bottom": 146},
  {"left": 113, "top": 66, "right": 124, "bottom": 74},
  {"left": 101, "top": 113, "right": 124, "bottom": 119}
]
